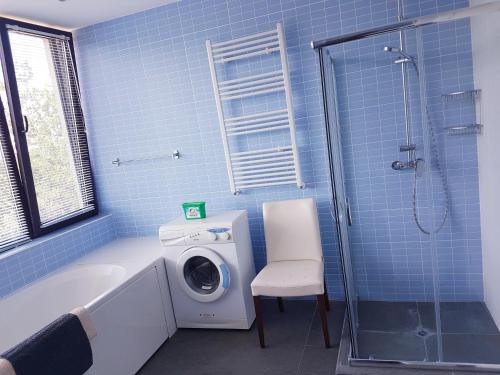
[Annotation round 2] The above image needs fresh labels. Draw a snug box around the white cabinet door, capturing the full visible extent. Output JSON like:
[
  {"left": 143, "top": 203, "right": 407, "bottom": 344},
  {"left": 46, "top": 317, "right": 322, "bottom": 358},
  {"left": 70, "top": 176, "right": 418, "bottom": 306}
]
[{"left": 88, "top": 266, "right": 169, "bottom": 375}]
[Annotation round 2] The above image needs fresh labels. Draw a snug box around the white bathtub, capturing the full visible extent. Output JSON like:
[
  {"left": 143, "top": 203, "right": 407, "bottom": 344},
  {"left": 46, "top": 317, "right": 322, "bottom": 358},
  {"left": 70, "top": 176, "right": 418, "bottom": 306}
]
[
  {"left": 0, "top": 264, "right": 126, "bottom": 353},
  {"left": 0, "top": 238, "right": 177, "bottom": 375}
]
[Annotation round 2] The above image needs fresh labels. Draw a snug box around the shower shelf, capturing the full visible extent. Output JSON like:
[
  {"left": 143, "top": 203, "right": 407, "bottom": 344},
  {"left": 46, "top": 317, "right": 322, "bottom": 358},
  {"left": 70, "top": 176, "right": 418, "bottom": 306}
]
[
  {"left": 446, "top": 124, "right": 483, "bottom": 136},
  {"left": 442, "top": 89, "right": 483, "bottom": 136},
  {"left": 442, "top": 89, "right": 481, "bottom": 102},
  {"left": 206, "top": 23, "right": 303, "bottom": 195}
]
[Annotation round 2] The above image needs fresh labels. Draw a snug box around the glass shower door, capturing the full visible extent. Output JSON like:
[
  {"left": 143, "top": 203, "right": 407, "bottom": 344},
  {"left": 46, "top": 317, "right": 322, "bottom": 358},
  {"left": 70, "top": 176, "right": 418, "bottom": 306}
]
[
  {"left": 320, "top": 49, "right": 360, "bottom": 356},
  {"left": 321, "top": 29, "right": 441, "bottom": 363}
]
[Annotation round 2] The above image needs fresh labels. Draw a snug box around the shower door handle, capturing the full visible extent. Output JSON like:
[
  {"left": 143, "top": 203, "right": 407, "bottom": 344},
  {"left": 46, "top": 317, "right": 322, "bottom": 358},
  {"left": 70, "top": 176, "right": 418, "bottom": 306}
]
[
  {"left": 346, "top": 197, "right": 353, "bottom": 226},
  {"left": 22, "top": 115, "right": 29, "bottom": 133}
]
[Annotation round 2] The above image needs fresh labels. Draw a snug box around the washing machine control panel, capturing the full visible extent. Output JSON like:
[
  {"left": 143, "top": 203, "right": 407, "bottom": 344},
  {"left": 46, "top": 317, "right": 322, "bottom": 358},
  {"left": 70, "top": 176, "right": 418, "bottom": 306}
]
[
  {"left": 184, "top": 227, "right": 232, "bottom": 244},
  {"left": 160, "top": 226, "right": 233, "bottom": 245}
]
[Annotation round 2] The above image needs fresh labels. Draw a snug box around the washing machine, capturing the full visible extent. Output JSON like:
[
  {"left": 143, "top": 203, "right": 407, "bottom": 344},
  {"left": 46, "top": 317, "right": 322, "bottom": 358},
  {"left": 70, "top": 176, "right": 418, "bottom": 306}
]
[{"left": 159, "top": 210, "right": 256, "bottom": 329}]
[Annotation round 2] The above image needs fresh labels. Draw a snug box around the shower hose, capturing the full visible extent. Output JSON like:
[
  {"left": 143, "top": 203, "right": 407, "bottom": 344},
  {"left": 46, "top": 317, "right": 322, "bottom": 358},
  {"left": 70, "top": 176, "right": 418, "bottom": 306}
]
[{"left": 412, "top": 107, "right": 449, "bottom": 235}]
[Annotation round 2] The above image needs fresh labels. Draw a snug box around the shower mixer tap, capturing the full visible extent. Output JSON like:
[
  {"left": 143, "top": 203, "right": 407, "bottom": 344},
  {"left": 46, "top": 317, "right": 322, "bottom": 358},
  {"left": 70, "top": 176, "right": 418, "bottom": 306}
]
[
  {"left": 391, "top": 157, "right": 423, "bottom": 172},
  {"left": 391, "top": 160, "right": 414, "bottom": 171},
  {"left": 394, "top": 144, "right": 417, "bottom": 170}
]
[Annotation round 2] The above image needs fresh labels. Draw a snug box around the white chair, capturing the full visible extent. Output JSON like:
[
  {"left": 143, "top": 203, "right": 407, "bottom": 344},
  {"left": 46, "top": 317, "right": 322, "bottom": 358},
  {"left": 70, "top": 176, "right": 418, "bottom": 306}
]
[{"left": 250, "top": 198, "right": 330, "bottom": 348}]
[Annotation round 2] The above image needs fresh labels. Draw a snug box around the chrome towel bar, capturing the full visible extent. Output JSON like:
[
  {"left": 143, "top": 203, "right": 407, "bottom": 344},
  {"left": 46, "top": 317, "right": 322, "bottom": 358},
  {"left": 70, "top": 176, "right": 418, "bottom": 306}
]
[{"left": 112, "top": 150, "right": 180, "bottom": 166}]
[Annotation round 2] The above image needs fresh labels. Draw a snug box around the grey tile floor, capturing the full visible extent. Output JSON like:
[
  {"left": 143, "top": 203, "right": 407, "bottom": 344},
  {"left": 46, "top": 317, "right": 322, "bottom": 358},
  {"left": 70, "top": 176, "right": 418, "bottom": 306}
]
[
  {"left": 356, "top": 301, "right": 500, "bottom": 364},
  {"left": 138, "top": 300, "right": 345, "bottom": 375}
]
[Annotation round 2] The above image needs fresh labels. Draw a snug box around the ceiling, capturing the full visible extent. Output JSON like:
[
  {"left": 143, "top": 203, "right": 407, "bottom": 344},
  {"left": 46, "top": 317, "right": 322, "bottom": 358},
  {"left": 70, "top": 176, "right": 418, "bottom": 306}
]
[{"left": 0, "top": 0, "right": 179, "bottom": 31}]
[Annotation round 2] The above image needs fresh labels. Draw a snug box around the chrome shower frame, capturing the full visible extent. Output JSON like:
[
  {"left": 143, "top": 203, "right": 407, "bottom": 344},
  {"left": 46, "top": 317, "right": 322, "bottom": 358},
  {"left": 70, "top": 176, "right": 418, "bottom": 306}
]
[
  {"left": 314, "top": 1, "right": 500, "bottom": 373},
  {"left": 311, "top": 2, "right": 500, "bottom": 49}
]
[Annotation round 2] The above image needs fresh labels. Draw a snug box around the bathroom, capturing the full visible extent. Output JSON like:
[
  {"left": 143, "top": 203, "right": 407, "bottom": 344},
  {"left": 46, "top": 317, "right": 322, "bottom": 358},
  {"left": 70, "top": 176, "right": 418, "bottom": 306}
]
[{"left": 0, "top": 0, "right": 499, "bottom": 374}]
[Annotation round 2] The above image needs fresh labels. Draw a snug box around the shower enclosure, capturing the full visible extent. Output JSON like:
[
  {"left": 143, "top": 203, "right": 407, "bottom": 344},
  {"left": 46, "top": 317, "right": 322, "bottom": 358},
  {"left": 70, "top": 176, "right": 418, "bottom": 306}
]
[{"left": 315, "top": 1, "right": 500, "bottom": 372}]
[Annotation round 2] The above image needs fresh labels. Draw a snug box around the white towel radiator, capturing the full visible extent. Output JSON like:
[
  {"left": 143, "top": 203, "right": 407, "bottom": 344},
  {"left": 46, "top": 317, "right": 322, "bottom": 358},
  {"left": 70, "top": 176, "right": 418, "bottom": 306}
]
[{"left": 206, "top": 23, "right": 304, "bottom": 195}]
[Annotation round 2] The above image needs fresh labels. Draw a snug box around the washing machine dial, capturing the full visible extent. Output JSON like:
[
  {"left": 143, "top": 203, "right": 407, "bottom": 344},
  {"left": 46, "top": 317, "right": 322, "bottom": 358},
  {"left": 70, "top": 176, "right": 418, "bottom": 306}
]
[
  {"left": 218, "top": 232, "right": 230, "bottom": 241},
  {"left": 205, "top": 231, "right": 217, "bottom": 241}
]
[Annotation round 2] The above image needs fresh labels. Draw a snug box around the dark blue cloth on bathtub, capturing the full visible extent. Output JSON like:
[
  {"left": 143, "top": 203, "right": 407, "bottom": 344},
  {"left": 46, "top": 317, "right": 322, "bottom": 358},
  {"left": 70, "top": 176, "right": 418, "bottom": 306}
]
[{"left": 0, "top": 313, "right": 93, "bottom": 375}]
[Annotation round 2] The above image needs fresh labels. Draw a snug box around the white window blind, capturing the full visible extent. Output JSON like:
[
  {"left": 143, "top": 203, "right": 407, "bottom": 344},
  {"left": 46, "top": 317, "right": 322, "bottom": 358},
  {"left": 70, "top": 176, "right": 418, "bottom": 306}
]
[{"left": 0, "top": 97, "right": 30, "bottom": 249}]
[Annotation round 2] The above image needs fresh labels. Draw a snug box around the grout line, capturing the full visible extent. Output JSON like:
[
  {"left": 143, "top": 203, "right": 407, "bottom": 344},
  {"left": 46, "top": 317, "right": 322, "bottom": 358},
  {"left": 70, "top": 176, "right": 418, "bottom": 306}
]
[{"left": 295, "top": 301, "right": 318, "bottom": 375}]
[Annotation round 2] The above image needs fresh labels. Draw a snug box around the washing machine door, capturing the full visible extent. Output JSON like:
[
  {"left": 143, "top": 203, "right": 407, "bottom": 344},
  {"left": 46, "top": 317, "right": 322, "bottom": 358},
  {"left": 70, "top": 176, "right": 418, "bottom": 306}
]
[{"left": 176, "top": 246, "right": 230, "bottom": 303}]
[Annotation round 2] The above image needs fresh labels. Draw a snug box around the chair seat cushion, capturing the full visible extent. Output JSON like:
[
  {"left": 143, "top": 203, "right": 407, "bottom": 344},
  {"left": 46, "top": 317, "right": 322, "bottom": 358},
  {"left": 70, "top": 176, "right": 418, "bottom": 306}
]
[{"left": 251, "top": 260, "right": 324, "bottom": 297}]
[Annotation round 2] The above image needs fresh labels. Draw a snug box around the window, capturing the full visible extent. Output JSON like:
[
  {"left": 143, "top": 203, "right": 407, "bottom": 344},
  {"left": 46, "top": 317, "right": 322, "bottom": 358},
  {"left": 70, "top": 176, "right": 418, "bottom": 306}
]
[{"left": 0, "top": 18, "right": 97, "bottom": 251}]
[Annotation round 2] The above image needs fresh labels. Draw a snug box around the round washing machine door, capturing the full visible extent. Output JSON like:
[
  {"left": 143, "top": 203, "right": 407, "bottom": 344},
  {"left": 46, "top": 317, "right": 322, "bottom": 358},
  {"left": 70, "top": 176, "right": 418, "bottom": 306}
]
[{"left": 176, "top": 246, "right": 230, "bottom": 303}]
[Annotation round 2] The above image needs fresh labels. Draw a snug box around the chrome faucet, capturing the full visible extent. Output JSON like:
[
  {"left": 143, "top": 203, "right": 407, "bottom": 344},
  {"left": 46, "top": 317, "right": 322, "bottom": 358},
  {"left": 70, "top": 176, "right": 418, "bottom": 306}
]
[
  {"left": 392, "top": 160, "right": 413, "bottom": 171},
  {"left": 391, "top": 158, "right": 424, "bottom": 173}
]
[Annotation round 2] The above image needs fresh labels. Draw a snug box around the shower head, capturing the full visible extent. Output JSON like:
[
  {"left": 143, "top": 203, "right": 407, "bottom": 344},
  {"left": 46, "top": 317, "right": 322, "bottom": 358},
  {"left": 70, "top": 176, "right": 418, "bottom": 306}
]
[
  {"left": 383, "top": 46, "right": 413, "bottom": 61},
  {"left": 383, "top": 46, "right": 400, "bottom": 53},
  {"left": 383, "top": 46, "right": 418, "bottom": 73}
]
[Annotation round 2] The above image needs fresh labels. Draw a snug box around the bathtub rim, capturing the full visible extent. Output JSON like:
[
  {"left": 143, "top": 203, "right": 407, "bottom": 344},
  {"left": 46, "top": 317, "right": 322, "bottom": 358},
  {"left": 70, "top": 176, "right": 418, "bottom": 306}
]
[{"left": 0, "top": 256, "right": 166, "bottom": 310}]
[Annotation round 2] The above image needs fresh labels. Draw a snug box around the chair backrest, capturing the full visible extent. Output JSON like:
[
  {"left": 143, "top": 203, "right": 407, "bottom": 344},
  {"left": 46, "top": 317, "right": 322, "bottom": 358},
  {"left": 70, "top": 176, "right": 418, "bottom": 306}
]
[{"left": 262, "top": 198, "right": 323, "bottom": 263}]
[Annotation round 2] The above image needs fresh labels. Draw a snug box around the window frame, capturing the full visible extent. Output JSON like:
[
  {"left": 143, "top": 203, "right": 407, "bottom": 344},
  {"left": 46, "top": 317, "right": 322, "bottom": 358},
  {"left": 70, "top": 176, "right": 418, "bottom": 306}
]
[{"left": 0, "top": 17, "right": 98, "bottom": 245}]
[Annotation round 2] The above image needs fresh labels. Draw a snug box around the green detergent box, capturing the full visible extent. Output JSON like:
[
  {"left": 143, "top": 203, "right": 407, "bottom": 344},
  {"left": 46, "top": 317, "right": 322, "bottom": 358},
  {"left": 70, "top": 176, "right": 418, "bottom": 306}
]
[{"left": 182, "top": 201, "right": 206, "bottom": 220}]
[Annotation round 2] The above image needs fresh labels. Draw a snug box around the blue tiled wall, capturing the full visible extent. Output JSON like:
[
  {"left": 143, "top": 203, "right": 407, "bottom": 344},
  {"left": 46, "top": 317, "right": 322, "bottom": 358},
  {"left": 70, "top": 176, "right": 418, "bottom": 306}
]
[
  {"left": 0, "top": 215, "right": 116, "bottom": 298},
  {"left": 75, "top": 0, "right": 479, "bottom": 301}
]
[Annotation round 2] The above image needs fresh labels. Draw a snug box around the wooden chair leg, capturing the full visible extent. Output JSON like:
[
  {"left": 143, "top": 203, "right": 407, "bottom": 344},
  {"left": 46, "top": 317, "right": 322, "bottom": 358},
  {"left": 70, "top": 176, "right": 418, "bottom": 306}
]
[
  {"left": 317, "top": 294, "right": 331, "bottom": 348},
  {"left": 253, "top": 296, "right": 265, "bottom": 348},
  {"left": 323, "top": 280, "right": 330, "bottom": 312},
  {"left": 277, "top": 297, "right": 284, "bottom": 312}
]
